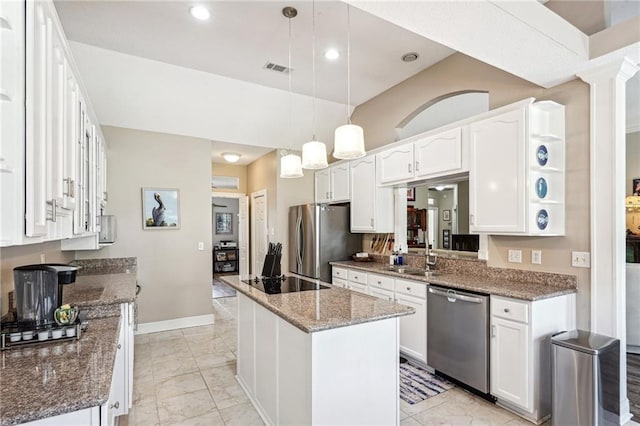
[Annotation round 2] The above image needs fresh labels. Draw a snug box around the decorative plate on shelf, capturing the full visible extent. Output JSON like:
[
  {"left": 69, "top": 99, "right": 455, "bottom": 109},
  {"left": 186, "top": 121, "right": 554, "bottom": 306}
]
[
  {"left": 535, "top": 177, "right": 548, "bottom": 199},
  {"left": 536, "top": 209, "right": 549, "bottom": 230},
  {"left": 536, "top": 145, "right": 549, "bottom": 166}
]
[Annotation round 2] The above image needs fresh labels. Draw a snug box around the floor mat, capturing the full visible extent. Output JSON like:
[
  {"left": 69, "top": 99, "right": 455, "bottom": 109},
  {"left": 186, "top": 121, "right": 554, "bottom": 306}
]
[{"left": 399, "top": 361, "right": 454, "bottom": 405}]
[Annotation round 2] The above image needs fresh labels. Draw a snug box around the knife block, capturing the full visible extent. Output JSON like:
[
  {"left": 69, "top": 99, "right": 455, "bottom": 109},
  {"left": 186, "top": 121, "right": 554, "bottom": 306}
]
[{"left": 261, "top": 254, "right": 281, "bottom": 278}]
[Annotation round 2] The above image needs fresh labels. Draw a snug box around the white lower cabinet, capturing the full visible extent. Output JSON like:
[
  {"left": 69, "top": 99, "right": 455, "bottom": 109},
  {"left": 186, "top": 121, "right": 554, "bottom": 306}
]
[
  {"left": 490, "top": 294, "right": 575, "bottom": 422},
  {"left": 22, "top": 407, "right": 101, "bottom": 426},
  {"left": 395, "top": 290, "right": 427, "bottom": 364}
]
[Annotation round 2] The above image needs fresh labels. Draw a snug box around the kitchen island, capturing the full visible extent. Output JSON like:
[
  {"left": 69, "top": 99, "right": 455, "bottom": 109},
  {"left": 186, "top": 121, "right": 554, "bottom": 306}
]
[{"left": 221, "top": 274, "right": 414, "bottom": 426}]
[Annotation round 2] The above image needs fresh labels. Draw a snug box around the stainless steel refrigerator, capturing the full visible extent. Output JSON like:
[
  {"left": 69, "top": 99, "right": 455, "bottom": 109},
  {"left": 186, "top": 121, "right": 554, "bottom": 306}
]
[{"left": 289, "top": 204, "right": 362, "bottom": 283}]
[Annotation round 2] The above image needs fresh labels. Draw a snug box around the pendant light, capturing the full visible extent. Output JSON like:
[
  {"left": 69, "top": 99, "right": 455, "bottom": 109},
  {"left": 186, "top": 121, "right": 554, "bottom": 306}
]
[
  {"left": 301, "top": 0, "right": 328, "bottom": 170},
  {"left": 280, "top": 6, "right": 304, "bottom": 179},
  {"left": 333, "top": 4, "right": 366, "bottom": 160}
]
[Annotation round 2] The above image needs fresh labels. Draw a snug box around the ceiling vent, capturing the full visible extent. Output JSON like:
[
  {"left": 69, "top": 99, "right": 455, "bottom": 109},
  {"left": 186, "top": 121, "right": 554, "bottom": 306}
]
[{"left": 264, "top": 62, "right": 291, "bottom": 74}]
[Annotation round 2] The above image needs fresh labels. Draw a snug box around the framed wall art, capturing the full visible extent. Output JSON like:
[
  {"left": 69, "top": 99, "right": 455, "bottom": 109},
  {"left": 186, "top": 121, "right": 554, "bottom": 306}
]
[
  {"left": 216, "top": 212, "right": 233, "bottom": 234},
  {"left": 407, "top": 188, "right": 416, "bottom": 202},
  {"left": 443, "top": 209, "right": 451, "bottom": 221},
  {"left": 142, "top": 188, "right": 180, "bottom": 229}
]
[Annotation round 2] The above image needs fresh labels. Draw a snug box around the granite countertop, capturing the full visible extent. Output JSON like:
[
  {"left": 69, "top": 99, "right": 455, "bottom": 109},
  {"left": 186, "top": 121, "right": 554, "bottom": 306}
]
[
  {"left": 331, "top": 261, "right": 577, "bottom": 301},
  {"left": 220, "top": 275, "right": 414, "bottom": 333},
  {"left": 0, "top": 316, "right": 120, "bottom": 425},
  {"left": 63, "top": 272, "right": 137, "bottom": 308}
]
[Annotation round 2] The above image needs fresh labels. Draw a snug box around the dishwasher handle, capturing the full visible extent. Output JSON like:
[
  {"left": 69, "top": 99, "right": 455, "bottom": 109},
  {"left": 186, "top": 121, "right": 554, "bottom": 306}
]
[{"left": 428, "top": 287, "right": 484, "bottom": 304}]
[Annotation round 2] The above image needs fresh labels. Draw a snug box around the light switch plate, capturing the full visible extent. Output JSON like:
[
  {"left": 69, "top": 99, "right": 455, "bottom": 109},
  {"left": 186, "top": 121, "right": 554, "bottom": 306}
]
[
  {"left": 198, "top": 242, "right": 205, "bottom": 251},
  {"left": 531, "top": 250, "right": 542, "bottom": 265},
  {"left": 508, "top": 249, "right": 522, "bottom": 263},
  {"left": 571, "top": 251, "right": 590, "bottom": 268}
]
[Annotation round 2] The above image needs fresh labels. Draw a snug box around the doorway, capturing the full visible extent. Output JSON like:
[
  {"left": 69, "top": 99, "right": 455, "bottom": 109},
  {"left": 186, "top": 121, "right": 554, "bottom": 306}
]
[{"left": 211, "top": 192, "right": 248, "bottom": 298}]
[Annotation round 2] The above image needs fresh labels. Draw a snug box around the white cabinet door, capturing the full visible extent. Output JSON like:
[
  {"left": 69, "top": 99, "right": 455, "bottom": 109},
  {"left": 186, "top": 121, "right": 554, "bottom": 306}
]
[
  {"left": 332, "top": 277, "right": 347, "bottom": 289},
  {"left": 25, "top": 0, "right": 51, "bottom": 237},
  {"left": 330, "top": 163, "right": 350, "bottom": 202},
  {"left": 378, "top": 144, "right": 413, "bottom": 184},
  {"left": 490, "top": 316, "right": 530, "bottom": 411},
  {"left": 469, "top": 108, "right": 526, "bottom": 233},
  {"left": 349, "top": 281, "right": 368, "bottom": 295},
  {"left": 395, "top": 292, "right": 427, "bottom": 364},
  {"left": 62, "top": 68, "right": 78, "bottom": 210},
  {"left": 315, "top": 169, "right": 330, "bottom": 203},
  {"left": 106, "top": 313, "right": 127, "bottom": 423},
  {"left": 237, "top": 294, "right": 255, "bottom": 396},
  {"left": 369, "top": 286, "right": 394, "bottom": 302},
  {"left": 414, "top": 127, "right": 462, "bottom": 179},
  {"left": 350, "top": 156, "right": 394, "bottom": 233}
]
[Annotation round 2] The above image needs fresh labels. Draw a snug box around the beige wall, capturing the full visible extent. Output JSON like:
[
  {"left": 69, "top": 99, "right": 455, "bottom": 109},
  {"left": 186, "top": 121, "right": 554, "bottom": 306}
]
[
  {"left": 627, "top": 131, "right": 640, "bottom": 196},
  {"left": 352, "top": 53, "right": 592, "bottom": 328},
  {"left": 0, "top": 241, "right": 73, "bottom": 315},
  {"left": 76, "top": 126, "right": 212, "bottom": 324},
  {"left": 212, "top": 162, "right": 248, "bottom": 194}
]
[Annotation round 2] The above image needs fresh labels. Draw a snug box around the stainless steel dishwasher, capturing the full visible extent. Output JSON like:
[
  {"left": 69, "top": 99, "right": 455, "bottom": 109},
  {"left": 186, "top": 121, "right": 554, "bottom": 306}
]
[{"left": 427, "top": 285, "right": 490, "bottom": 394}]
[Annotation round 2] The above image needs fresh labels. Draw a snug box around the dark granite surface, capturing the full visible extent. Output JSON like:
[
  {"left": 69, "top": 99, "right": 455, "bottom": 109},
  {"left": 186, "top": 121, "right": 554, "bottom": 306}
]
[
  {"left": 331, "top": 261, "right": 577, "bottom": 301},
  {"left": 0, "top": 316, "right": 120, "bottom": 425},
  {"left": 71, "top": 257, "right": 137, "bottom": 276},
  {"left": 221, "top": 275, "right": 414, "bottom": 333},
  {"left": 1, "top": 269, "right": 137, "bottom": 425}
]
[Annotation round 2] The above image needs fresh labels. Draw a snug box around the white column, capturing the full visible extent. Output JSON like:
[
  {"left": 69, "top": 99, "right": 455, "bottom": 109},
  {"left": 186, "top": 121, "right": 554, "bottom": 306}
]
[{"left": 578, "top": 57, "right": 639, "bottom": 425}]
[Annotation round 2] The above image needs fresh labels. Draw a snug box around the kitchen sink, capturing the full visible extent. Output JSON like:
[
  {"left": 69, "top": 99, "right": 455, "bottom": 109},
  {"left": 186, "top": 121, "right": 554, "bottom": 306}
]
[{"left": 383, "top": 265, "right": 441, "bottom": 278}]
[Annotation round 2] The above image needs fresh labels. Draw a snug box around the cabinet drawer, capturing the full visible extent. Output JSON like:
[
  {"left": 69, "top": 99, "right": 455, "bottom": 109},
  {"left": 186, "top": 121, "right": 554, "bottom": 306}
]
[
  {"left": 333, "top": 267, "right": 348, "bottom": 279},
  {"left": 395, "top": 278, "right": 427, "bottom": 299},
  {"left": 367, "top": 273, "right": 394, "bottom": 292},
  {"left": 332, "top": 277, "right": 347, "bottom": 289},
  {"left": 491, "top": 296, "right": 529, "bottom": 324},
  {"left": 348, "top": 269, "right": 367, "bottom": 284}
]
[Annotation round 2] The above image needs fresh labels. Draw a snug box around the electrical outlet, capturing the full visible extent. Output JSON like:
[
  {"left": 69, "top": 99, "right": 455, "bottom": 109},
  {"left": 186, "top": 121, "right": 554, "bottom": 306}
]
[
  {"left": 508, "top": 249, "right": 522, "bottom": 263},
  {"left": 571, "top": 251, "right": 590, "bottom": 268},
  {"left": 198, "top": 242, "right": 205, "bottom": 251},
  {"left": 531, "top": 250, "right": 542, "bottom": 265}
]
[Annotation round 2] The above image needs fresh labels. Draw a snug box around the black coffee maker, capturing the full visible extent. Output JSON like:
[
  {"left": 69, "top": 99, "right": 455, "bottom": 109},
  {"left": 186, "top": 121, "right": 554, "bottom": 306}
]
[{"left": 13, "top": 264, "right": 78, "bottom": 325}]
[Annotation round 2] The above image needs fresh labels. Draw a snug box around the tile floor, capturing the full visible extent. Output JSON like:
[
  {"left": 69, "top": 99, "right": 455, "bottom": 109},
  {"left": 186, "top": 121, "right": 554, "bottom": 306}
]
[{"left": 127, "top": 296, "right": 544, "bottom": 425}]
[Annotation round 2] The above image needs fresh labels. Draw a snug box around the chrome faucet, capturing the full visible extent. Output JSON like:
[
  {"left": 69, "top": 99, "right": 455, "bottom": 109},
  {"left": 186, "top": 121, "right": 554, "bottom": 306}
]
[{"left": 425, "top": 246, "right": 438, "bottom": 270}]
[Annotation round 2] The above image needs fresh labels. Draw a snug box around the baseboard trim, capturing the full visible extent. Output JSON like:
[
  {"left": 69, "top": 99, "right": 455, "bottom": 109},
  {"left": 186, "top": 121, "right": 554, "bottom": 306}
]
[{"left": 135, "top": 314, "right": 214, "bottom": 335}]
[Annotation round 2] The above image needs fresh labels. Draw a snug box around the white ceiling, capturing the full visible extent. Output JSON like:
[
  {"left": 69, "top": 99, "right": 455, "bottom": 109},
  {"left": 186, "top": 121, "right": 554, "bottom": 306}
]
[
  {"left": 54, "top": 1, "right": 454, "bottom": 106},
  {"left": 211, "top": 141, "right": 273, "bottom": 165},
  {"left": 54, "top": 0, "right": 640, "bottom": 160}
]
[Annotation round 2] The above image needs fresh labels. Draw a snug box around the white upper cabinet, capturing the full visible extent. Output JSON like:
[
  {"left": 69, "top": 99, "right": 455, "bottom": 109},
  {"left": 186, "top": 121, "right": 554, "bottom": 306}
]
[
  {"left": 315, "top": 163, "right": 350, "bottom": 204},
  {"left": 378, "top": 144, "right": 414, "bottom": 185},
  {"left": 469, "top": 99, "right": 565, "bottom": 236},
  {"left": 350, "top": 156, "right": 394, "bottom": 233},
  {"left": 2, "top": 0, "right": 106, "bottom": 247},
  {"left": 414, "top": 127, "right": 463, "bottom": 179},
  {"left": 378, "top": 126, "right": 466, "bottom": 186}
]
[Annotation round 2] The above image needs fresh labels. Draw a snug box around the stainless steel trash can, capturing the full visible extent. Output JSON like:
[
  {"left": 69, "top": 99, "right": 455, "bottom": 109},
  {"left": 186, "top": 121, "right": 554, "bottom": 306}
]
[{"left": 551, "top": 330, "right": 619, "bottom": 426}]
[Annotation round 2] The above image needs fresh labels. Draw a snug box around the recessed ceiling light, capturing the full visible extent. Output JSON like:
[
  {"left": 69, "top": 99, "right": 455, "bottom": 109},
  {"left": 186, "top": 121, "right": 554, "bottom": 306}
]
[
  {"left": 222, "top": 152, "right": 241, "bottom": 163},
  {"left": 324, "top": 49, "right": 340, "bottom": 61},
  {"left": 402, "top": 52, "right": 419, "bottom": 62},
  {"left": 190, "top": 5, "right": 211, "bottom": 21}
]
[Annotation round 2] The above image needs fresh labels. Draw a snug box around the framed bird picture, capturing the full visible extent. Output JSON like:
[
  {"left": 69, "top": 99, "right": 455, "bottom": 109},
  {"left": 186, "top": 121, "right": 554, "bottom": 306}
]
[{"left": 142, "top": 188, "right": 180, "bottom": 229}]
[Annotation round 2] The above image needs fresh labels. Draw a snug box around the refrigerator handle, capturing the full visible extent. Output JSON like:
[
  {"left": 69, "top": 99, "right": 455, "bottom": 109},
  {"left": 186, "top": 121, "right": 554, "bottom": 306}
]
[{"left": 298, "top": 212, "right": 304, "bottom": 265}]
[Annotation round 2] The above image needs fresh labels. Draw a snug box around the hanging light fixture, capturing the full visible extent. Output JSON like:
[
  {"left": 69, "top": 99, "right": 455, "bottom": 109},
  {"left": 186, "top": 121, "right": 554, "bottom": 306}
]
[
  {"left": 333, "top": 4, "right": 366, "bottom": 160},
  {"left": 280, "top": 6, "right": 303, "bottom": 179},
  {"left": 301, "top": 0, "right": 328, "bottom": 170}
]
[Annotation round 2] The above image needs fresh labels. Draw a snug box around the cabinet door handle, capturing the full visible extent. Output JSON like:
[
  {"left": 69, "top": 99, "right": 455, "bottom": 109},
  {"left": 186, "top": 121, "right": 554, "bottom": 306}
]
[
  {"left": 491, "top": 325, "right": 497, "bottom": 338},
  {"left": 330, "top": 192, "right": 332, "bottom": 199},
  {"left": 377, "top": 281, "right": 382, "bottom": 285},
  {"left": 117, "top": 343, "right": 122, "bottom": 349},
  {"left": 370, "top": 218, "right": 374, "bottom": 227},
  {"left": 354, "top": 275, "right": 358, "bottom": 280},
  {"left": 415, "top": 161, "right": 419, "bottom": 171},
  {"left": 109, "top": 401, "right": 119, "bottom": 409},
  {"left": 48, "top": 200, "right": 57, "bottom": 222},
  {"left": 406, "top": 286, "right": 411, "bottom": 291},
  {"left": 470, "top": 214, "right": 475, "bottom": 225},
  {"left": 503, "top": 308, "right": 510, "bottom": 313},
  {"left": 408, "top": 163, "right": 412, "bottom": 173},
  {"left": 326, "top": 191, "right": 329, "bottom": 199}
]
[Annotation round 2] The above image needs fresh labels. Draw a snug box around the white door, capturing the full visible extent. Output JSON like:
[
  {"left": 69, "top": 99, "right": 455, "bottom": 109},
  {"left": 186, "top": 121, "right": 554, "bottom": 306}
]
[
  {"left": 350, "top": 157, "right": 375, "bottom": 232},
  {"left": 378, "top": 145, "right": 414, "bottom": 184},
  {"left": 490, "top": 316, "right": 530, "bottom": 410},
  {"left": 396, "top": 292, "right": 427, "bottom": 364},
  {"left": 239, "top": 195, "right": 249, "bottom": 276},
  {"left": 251, "top": 190, "right": 268, "bottom": 277},
  {"left": 414, "top": 127, "right": 462, "bottom": 178}
]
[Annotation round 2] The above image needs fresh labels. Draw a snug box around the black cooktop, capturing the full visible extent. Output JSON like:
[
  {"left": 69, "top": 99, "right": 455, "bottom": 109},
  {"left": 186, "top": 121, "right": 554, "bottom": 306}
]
[{"left": 241, "top": 275, "right": 330, "bottom": 295}]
